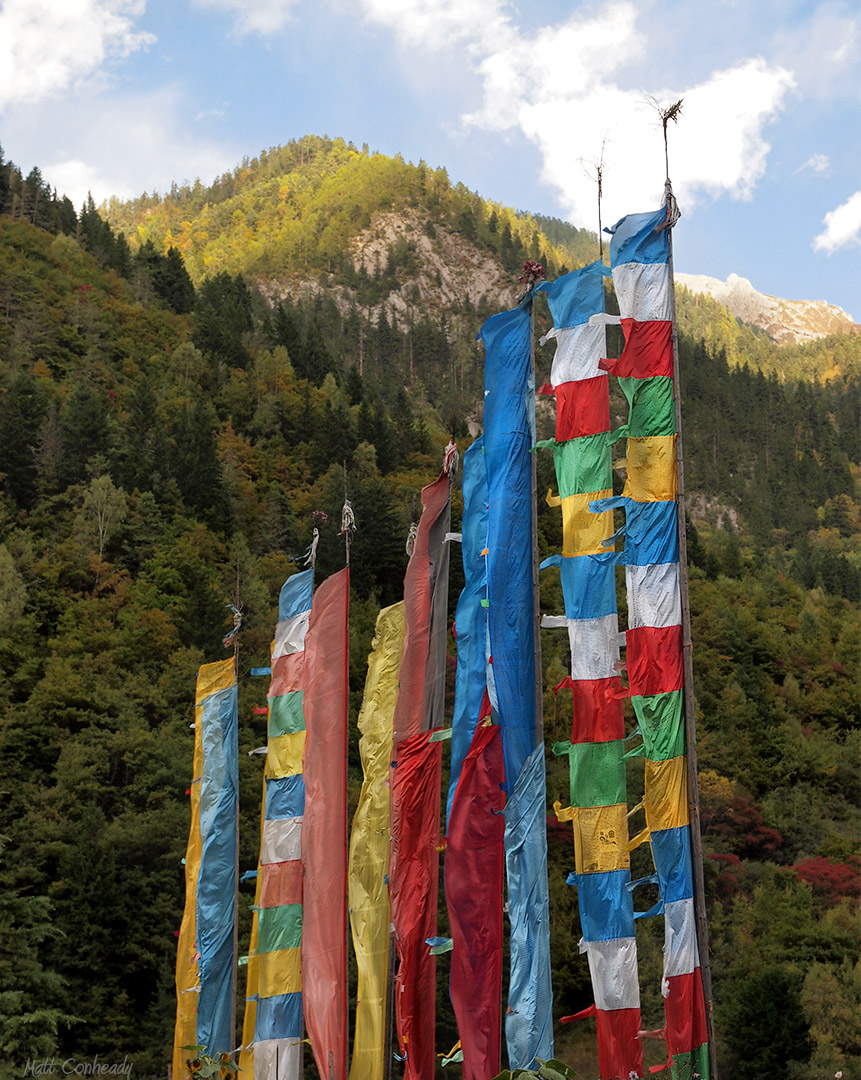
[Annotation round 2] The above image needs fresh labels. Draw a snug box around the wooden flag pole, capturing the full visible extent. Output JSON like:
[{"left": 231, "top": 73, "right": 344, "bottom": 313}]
[{"left": 659, "top": 100, "right": 719, "bottom": 1080}]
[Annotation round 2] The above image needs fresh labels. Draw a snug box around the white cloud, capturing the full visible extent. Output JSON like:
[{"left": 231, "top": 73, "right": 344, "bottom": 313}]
[
  {"left": 357, "top": 0, "right": 795, "bottom": 227},
  {"left": 798, "top": 153, "right": 831, "bottom": 176},
  {"left": 7, "top": 87, "right": 236, "bottom": 211},
  {"left": 360, "top": 0, "right": 508, "bottom": 51},
  {"left": 193, "top": 0, "right": 301, "bottom": 35},
  {"left": 772, "top": 4, "right": 859, "bottom": 99},
  {"left": 0, "top": 0, "right": 154, "bottom": 111},
  {"left": 813, "top": 191, "right": 861, "bottom": 253}
]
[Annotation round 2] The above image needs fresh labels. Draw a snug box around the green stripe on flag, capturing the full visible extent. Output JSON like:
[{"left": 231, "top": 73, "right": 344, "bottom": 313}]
[
  {"left": 568, "top": 741, "right": 626, "bottom": 807},
  {"left": 268, "top": 690, "right": 305, "bottom": 736},
  {"left": 632, "top": 691, "right": 685, "bottom": 761},
  {"left": 619, "top": 376, "right": 676, "bottom": 437},
  {"left": 671, "top": 1043, "right": 710, "bottom": 1080},
  {"left": 257, "top": 903, "right": 303, "bottom": 953},
  {"left": 554, "top": 433, "right": 613, "bottom": 498}
]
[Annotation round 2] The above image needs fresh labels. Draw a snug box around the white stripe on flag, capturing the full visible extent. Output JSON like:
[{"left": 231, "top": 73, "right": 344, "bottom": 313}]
[
  {"left": 580, "top": 937, "right": 640, "bottom": 1011},
  {"left": 625, "top": 563, "right": 682, "bottom": 629},
  {"left": 612, "top": 262, "right": 672, "bottom": 322},
  {"left": 547, "top": 323, "right": 607, "bottom": 386},
  {"left": 260, "top": 816, "right": 302, "bottom": 864},
  {"left": 663, "top": 897, "right": 699, "bottom": 978},
  {"left": 272, "top": 612, "right": 310, "bottom": 659},
  {"left": 253, "top": 1038, "right": 301, "bottom": 1080},
  {"left": 567, "top": 614, "right": 621, "bottom": 680}
]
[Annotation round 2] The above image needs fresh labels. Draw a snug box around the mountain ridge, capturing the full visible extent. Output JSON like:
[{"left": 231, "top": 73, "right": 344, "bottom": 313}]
[{"left": 675, "top": 271, "right": 859, "bottom": 345}]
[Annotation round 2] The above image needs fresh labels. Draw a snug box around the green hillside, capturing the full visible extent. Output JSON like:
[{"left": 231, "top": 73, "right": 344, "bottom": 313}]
[{"left": 0, "top": 140, "right": 858, "bottom": 1079}]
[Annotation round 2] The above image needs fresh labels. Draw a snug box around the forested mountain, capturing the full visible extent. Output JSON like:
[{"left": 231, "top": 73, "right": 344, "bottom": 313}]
[{"left": 0, "top": 137, "right": 858, "bottom": 1080}]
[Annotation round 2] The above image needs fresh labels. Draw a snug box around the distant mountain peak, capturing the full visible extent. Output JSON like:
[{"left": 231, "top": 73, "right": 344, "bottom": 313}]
[{"left": 675, "top": 271, "right": 859, "bottom": 345}]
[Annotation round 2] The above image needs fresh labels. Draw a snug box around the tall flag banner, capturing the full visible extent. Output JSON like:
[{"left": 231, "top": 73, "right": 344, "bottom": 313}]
[
  {"left": 480, "top": 306, "right": 554, "bottom": 1066},
  {"left": 445, "top": 716, "right": 505, "bottom": 1080},
  {"left": 389, "top": 469, "right": 452, "bottom": 1080},
  {"left": 303, "top": 567, "right": 350, "bottom": 1080},
  {"left": 535, "top": 261, "right": 643, "bottom": 1079},
  {"left": 349, "top": 602, "right": 406, "bottom": 1080},
  {"left": 447, "top": 436, "right": 489, "bottom": 823},
  {"left": 174, "top": 658, "right": 239, "bottom": 1077},
  {"left": 239, "top": 569, "right": 313, "bottom": 1080},
  {"left": 600, "top": 207, "right": 710, "bottom": 1078}
]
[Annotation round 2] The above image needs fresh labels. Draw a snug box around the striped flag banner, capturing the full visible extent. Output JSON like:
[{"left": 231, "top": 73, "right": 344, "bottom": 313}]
[
  {"left": 239, "top": 568, "right": 313, "bottom": 1080},
  {"left": 536, "top": 261, "right": 643, "bottom": 1079},
  {"left": 602, "top": 206, "right": 710, "bottom": 1078},
  {"left": 174, "top": 658, "right": 238, "bottom": 1076}
]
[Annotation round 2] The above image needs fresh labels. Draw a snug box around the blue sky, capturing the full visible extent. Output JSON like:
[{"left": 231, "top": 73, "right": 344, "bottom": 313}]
[{"left": 1, "top": 0, "right": 859, "bottom": 316}]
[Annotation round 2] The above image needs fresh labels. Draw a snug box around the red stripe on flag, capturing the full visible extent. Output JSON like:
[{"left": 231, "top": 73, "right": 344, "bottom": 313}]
[
  {"left": 603, "top": 320, "right": 673, "bottom": 379},
  {"left": 596, "top": 1006, "right": 644, "bottom": 1080},
  {"left": 390, "top": 729, "right": 443, "bottom": 1080},
  {"left": 270, "top": 650, "right": 305, "bottom": 696},
  {"left": 302, "top": 567, "right": 349, "bottom": 1080},
  {"left": 259, "top": 859, "right": 303, "bottom": 908},
  {"left": 626, "top": 625, "right": 684, "bottom": 696},
  {"left": 446, "top": 723, "right": 505, "bottom": 1080},
  {"left": 559, "top": 676, "right": 627, "bottom": 743},
  {"left": 555, "top": 376, "right": 611, "bottom": 441},
  {"left": 664, "top": 967, "right": 709, "bottom": 1055}
]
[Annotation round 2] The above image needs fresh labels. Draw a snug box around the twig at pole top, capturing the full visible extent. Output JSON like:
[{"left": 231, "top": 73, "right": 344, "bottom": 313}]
[{"left": 515, "top": 260, "right": 545, "bottom": 304}]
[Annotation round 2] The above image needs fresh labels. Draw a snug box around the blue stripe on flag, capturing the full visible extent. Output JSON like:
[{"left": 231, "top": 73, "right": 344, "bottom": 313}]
[
  {"left": 279, "top": 568, "right": 314, "bottom": 620},
  {"left": 447, "top": 436, "right": 489, "bottom": 825},
  {"left": 650, "top": 825, "right": 694, "bottom": 904},
  {"left": 264, "top": 774, "right": 306, "bottom": 821},
  {"left": 606, "top": 208, "right": 669, "bottom": 266},
  {"left": 533, "top": 259, "right": 608, "bottom": 329},
  {"left": 254, "top": 991, "right": 303, "bottom": 1041}
]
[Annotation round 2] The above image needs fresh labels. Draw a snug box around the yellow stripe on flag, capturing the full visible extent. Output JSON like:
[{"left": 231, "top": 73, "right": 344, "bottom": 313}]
[
  {"left": 265, "top": 731, "right": 306, "bottom": 779},
  {"left": 622, "top": 436, "right": 677, "bottom": 502},
  {"left": 257, "top": 946, "right": 302, "bottom": 998},
  {"left": 644, "top": 755, "right": 689, "bottom": 832}
]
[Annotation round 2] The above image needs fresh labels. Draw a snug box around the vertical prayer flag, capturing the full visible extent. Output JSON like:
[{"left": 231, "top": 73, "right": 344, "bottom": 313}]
[
  {"left": 174, "top": 658, "right": 238, "bottom": 1077},
  {"left": 480, "top": 304, "right": 554, "bottom": 1067},
  {"left": 349, "top": 602, "right": 406, "bottom": 1080},
  {"left": 239, "top": 569, "right": 312, "bottom": 1080},
  {"left": 303, "top": 567, "right": 350, "bottom": 1080}
]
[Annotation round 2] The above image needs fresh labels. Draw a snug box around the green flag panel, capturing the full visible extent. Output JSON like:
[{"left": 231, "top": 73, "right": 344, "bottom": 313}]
[
  {"left": 619, "top": 376, "right": 676, "bottom": 438},
  {"left": 568, "top": 740, "right": 627, "bottom": 808},
  {"left": 268, "top": 690, "right": 305, "bottom": 737},
  {"left": 671, "top": 1043, "right": 710, "bottom": 1080},
  {"left": 632, "top": 690, "right": 685, "bottom": 761},
  {"left": 257, "top": 903, "right": 303, "bottom": 954},
  {"left": 554, "top": 433, "right": 613, "bottom": 498}
]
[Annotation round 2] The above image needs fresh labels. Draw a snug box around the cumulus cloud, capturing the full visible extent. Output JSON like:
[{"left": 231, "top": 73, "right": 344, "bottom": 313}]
[
  {"left": 360, "top": 0, "right": 508, "bottom": 51},
  {"left": 772, "top": 4, "right": 859, "bottom": 99},
  {"left": 813, "top": 191, "right": 861, "bottom": 253},
  {"left": 360, "top": 0, "right": 794, "bottom": 227},
  {"left": 0, "top": 0, "right": 154, "bottom": 111},
  {"left": 6, "top": 87, "right": 236, "bottom": 210},
  {"left": 192, "top": 0, "right": 301, "bottom": 35},
  {"left": 798, "top": 153, "right": 831, "bottom": 176}
]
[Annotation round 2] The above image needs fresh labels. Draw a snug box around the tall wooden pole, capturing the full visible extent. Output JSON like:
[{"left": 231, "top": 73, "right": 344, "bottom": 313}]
[
  {"left": 661, "top": 106, "right": 719, "bottom": 1080},
  {"left": 529, "top": 293, "right": 545, "bottom": 752}
]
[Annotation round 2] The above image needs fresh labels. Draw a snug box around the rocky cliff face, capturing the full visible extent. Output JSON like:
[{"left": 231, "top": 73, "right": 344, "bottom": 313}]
[{"left": 675, "top": 272, "right": 859, "bottom": 345}]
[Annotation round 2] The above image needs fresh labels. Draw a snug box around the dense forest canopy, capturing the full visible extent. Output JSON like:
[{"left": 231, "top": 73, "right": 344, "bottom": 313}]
[{"left": 0, "top": 137, "right": 857, "bottom": 1080}]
